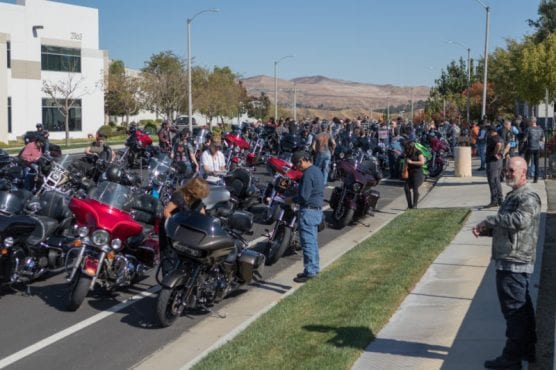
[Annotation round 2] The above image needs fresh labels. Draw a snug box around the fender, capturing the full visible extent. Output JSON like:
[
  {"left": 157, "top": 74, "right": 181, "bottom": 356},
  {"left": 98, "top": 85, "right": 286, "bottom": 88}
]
[
  {"left": 343, "top": 194, "right": 358, "bottom": 210},
  {"left": 160, "top": 269, "right": 189, "bottom": 289}
]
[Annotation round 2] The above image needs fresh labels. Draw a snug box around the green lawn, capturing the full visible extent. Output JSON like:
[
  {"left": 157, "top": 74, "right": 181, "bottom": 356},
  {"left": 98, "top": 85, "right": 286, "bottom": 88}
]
[{"left": 193, "top": 208, "right": 470, "bottom": 370}]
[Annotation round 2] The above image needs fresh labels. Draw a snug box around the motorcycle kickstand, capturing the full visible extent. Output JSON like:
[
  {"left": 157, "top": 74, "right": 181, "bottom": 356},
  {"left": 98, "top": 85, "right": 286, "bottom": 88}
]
[{"left": 201, "top": 304, "right": 227, "bottom": 319}]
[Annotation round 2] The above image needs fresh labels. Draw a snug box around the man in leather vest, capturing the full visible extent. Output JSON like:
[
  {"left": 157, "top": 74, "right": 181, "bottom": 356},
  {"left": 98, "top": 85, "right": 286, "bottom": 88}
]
[{"left": 473, "top": 156, "right": 541, "bottom": 370}]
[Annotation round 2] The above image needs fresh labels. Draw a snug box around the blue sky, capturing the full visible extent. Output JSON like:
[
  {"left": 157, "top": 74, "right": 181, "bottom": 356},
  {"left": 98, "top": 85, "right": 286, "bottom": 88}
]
[{"left": 6, "top": 0, "right": 541, "bottom": 87}]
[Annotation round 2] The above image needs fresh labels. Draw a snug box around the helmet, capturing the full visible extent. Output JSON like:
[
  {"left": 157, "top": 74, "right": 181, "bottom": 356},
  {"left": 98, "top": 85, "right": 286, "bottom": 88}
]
[
  {"left": 36, "top": 123, "right": 43, "bottom": 130},
  {"left": 105, "top": 165, "right": 122, "bottom": 182}
]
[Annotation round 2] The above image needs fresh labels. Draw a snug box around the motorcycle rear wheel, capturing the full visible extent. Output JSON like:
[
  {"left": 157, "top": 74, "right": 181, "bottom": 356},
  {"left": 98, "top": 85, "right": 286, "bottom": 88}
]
[
  {"left": 67, "top": 272, "right": 91, "bottom": 311},
  {"left": 428, "top": 161, "right": 444, "bottom": 178},
  {"left": 266, "top": 225, "right": 292, "bottom": 265},
  {"left": 156, "top": 286, "right": 186, "bottom": 327},
  {"left": 333, "top": 205, "right": 354, "bottom": 229}
]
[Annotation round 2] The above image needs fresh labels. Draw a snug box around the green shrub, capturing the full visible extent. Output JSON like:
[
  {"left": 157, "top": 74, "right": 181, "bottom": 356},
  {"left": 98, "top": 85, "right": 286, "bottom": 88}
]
[
  {"left": 143, "top": 121, "right": 158, "bottom": 135},
  {"left": 97, "top": 125, "right": 113, "bottom": 138},
  {"left": 108, "top": 121, "right": 116, "bottom": 128}
]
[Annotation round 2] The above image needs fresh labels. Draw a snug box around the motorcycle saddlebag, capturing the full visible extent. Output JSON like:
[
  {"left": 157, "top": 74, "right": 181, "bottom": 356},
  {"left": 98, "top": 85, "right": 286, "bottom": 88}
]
[
  {"left": 368, "top": 189, "right": 380, "bottom": 211},
  {"left": 238, "top": 248, "right": 265, "bottom": 284}
]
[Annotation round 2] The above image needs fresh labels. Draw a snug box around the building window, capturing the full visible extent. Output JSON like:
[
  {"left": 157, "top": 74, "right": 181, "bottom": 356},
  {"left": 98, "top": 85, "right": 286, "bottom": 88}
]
[
  {"left": 41, "top": 45, "right": 81, "bottom": 73},
  {"left": 7, "top": 97, "right": 12, "bottom": 133},
  {"left": 6, "top": 41, "right": 10, "bottom": 69},
  {"left": 42, "top": 98, "right": 82, "bottom": 131}
]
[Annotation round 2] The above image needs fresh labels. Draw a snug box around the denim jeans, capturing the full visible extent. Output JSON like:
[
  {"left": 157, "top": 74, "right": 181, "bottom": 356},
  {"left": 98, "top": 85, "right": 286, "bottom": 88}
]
[
  {"left": 496, "top": 270, "right": 537, "bottom": 360},
  {"left": 314, "top": 151, "right": 331, "bottom": 185},
  {"left": 525, "top": 149, "right": 540, "bottom": 180},
  {"left": 298, "top": 208, "right": 322, "bottom": 276},
  {"left": 477, "top": 142, "right": 486, "bottom": 168}
]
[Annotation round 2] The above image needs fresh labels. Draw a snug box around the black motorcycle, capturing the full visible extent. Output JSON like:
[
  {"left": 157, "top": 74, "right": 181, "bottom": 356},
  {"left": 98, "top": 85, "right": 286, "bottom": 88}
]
[
  {"left": 155, "top": 209, "right": 265, "bottom": 327},
  {"left": 224, "top": 167, "right": 261, "bottom": 212},
  {"left": 330, "top": 154, "right": 382, "bottom": 228}
]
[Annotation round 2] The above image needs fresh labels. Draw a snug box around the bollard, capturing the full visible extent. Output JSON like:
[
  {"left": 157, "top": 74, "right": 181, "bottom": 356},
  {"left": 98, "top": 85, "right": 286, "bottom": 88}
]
[{"left": 454, "top": 146, "right": 472, "bottom": 177}]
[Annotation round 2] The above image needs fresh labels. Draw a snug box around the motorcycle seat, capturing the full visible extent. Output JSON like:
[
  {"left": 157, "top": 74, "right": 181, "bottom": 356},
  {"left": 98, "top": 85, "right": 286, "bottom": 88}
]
[
  {"left": 0, "top": 215, "right": 38, "bottom": 240},
  {"left": 127, "top": 233, "right": 146, "bottom": 249},
  {"left": 26, "top": 215, "right": 59, "bottom": 245}
]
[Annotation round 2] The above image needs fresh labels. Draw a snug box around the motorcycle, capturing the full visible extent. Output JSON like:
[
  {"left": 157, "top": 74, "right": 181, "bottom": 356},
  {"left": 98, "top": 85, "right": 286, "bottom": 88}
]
[
  {"left": 65, "top": 181, "right": 160, "bottom": 311},
  {"left": 329, "top": 154, "right": 382, "bottom": 228},
  {"left": 119, "top": 128, "right": 155, "bottom": 169},
  {"left": 155, "top": 209, "right": 265, "bottom": 327},
  {"left": 223, "top": 167, "right": 261, "bottom": 212}
]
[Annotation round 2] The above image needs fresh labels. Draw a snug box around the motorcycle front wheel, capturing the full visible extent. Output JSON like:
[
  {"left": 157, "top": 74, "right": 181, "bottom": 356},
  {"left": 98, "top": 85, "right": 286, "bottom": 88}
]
[
  {"left": 428, "top": 160, "right": 444, "bottom": 178},
  {"left": 266, "top": 225, "right": 292, "bottom": 265},
  {"left": 67, "top": 272, "right": 91, "bottom": 311},
  {"left": 333, "top": 205, "right": 354, "bottom": 229},
  {"left": 156, "top": 286, "right": 186, "bottom": 327}
]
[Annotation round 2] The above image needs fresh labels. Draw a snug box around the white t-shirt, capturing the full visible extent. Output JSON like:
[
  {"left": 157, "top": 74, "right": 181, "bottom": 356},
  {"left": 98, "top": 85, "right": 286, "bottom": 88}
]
[{"left": 200, "top": 149, "right": 226, "bottom": 176}]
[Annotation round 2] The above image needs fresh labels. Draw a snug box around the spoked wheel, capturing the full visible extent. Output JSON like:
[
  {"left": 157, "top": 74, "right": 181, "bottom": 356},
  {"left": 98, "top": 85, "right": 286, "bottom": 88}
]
[
  {"left": 156, "top": 286, "right": 186, "bottom": 327},
  {"left": 333, "top": 204, "right": 354, "bottom": 229}
]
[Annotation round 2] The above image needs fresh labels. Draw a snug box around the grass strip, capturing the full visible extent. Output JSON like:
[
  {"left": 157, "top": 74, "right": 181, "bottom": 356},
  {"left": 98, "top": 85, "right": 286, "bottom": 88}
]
[{"left": 193, "top": 208, "right": 470, "bottom": 370}]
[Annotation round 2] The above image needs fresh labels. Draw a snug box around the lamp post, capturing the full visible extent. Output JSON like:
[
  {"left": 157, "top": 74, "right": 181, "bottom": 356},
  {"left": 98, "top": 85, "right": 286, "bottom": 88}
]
[
  {"left": 187, "top": 8, "right": 219, "bottom": 134},
  {"left": 274, "top": 55, "right": 293, "bottom": 120},
  {"left": 448, "top": 40, "right": 471, "bottom": 124},
  {"left": 474, "top": 0, "right": 490, "bottom": 119}
]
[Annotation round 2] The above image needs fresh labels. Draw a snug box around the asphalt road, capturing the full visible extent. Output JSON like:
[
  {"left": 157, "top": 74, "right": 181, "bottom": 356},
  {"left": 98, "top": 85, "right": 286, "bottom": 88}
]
[{"left": 0, "top": 160, "right": 412, "bottom": 370}]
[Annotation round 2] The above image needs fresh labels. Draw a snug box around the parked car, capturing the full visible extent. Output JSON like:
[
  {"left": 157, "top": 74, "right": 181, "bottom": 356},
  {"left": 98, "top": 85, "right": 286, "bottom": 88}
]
[{"left": 175, "top": 116, "right": 198, "bottom": 132}]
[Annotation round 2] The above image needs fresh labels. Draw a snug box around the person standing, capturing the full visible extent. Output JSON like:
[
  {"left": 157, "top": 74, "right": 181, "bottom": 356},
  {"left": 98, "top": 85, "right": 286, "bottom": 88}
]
[
  {"left": 311, "top": 124, "right": 336, "bottom": 185},
  {"left": 402, "top": 141, "right": 425, "bottom": 209},
  {"left": 287, "top": 151, "right": 324, "bottom": 283},
  {"left": 158, "top": 120, "right": 173, "bottom": 154},
  {"left": 523, "top": 117, "right": 545, "bottom": 183},
  {"left": 485, "top": 127, "right": 504, "bottom": 208},
  {"left": 473, "top": 156, "right": 541, "bottom": 370},
  {"left": 477, "top": 121, "right": 488, "bottom": 170}
]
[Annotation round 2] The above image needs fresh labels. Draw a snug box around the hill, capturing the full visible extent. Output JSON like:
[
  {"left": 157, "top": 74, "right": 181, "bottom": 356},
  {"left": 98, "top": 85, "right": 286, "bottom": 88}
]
[{"left": 240, "top": 75, "right": 431, "bottom": 119}]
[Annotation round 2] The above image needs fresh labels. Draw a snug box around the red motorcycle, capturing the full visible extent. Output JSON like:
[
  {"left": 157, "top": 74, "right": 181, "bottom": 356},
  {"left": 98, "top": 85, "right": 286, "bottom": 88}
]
[
  {"left": 265, "top": 156, "right": 302, "bottom": 181},
  {"left": 65, "top": 181, "right": 159, "bottom": 311},
  {"left": 223, "top": 133, "right": 250, "bottom": 171}
]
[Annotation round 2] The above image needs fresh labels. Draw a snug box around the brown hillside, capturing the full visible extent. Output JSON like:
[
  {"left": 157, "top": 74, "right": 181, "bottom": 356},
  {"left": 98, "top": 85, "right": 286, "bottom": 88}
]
[{"left": 240, "top": 75, "right": 430, "bottom": 118}]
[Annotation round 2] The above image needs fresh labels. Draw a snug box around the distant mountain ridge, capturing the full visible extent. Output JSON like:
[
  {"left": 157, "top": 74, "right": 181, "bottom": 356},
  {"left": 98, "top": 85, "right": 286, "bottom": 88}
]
[{"left": 240, "top": 75, "right": 430, "bottom": 115}]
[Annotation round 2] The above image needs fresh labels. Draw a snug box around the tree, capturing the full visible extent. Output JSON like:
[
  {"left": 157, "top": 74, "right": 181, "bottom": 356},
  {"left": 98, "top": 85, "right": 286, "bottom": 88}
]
[
  {"left": 195, "top": 66, "right": 246, "bottom": 123},
  {"left": 245, "top": 92, "right": 271, "bottom": 120},
  {"left": 42, "top": 73, "right": 97, "bottom": 146},
  {"left": 140, "top": 51, "right": 187, "bottom": 119},
  {"left": 528, "top": 0, "right": 556, "bottom": 43},
  {"left": 519, "top": 34, "right": 556, "bottom": 104},
  {"left": 487, "top": 41, "right": 524, "bottom": 114},
  {"left": 105, "top": 60, "right": 141, "bottom": 124}
]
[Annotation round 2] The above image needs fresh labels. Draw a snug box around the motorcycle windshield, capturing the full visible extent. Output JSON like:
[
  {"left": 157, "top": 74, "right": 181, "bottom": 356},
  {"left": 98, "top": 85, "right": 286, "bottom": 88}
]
[
  {"left": 0, "top": 190, "right": 32, "bottom": 215},
  {"left": 89, "top": 181, "right": 132, "bottom": 212},
  {"left": 55, "top": 155, "right": 72, "bottom": 169},
  {"left": 148, "top": 153, "right": 172, "bottom": 178}
]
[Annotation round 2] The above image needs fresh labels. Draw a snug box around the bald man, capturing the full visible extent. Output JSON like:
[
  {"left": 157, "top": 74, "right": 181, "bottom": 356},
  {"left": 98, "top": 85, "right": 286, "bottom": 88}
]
[{"left": 474, "top": 156, "right": 541, "bottom": 369}]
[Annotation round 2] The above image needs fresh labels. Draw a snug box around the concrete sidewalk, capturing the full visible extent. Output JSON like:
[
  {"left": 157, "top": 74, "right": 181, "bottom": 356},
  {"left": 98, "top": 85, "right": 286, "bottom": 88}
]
[{"left": 352, "top": 164, "right": 548, "bottom": 370}]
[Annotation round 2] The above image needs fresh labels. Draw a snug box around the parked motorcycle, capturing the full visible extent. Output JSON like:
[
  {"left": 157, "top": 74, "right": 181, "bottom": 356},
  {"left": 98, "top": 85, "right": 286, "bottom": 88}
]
[
  {"left": 223, "top": 167, "right": 261, "bottom": 212},
  {"left": 65, "top": 181, "right": 159, "bottom": 311},
  {"left": 155, "top": 209, "right": 265, "bottom": 327},
  {"left": 329, "top": 155, "right": 382, "bottom": 228}
]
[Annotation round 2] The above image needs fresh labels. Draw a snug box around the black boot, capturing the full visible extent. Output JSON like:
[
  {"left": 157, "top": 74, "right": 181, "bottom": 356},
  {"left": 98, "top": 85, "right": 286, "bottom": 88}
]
[{"left": 484, "top": 355, "right": 521, "bottom": 369}]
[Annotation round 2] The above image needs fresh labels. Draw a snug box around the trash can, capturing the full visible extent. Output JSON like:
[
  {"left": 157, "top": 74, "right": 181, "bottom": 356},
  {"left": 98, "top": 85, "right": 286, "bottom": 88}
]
[{"left": 454, "top": 146, "right": 472, "bottom": 177}]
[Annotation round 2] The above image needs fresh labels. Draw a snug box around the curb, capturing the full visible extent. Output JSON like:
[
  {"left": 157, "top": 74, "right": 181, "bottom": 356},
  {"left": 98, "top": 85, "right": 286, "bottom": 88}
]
[{"left": 133, "top": 180, "right": 430, "bottom": 370}]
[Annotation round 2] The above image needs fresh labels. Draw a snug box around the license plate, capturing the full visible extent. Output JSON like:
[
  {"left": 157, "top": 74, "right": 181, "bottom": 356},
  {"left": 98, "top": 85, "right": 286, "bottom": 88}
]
[{"left": 83, "top": 256, "right": 99, "bottom": 277}]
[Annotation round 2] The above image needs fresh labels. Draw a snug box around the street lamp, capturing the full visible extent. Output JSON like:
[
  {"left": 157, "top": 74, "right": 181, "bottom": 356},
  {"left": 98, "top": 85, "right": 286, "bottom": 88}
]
[
  {"left": 448, "top": 40, "right": 471, "bottom": 124},
  {"left": 274, "top": 55, "right": 293, "bottom": 120},
  {"left": 187, "top": 8, "right": 219, "bottom": 134},
  {"left": 474, "top": 0, "right": 490, "bottom": 119}
]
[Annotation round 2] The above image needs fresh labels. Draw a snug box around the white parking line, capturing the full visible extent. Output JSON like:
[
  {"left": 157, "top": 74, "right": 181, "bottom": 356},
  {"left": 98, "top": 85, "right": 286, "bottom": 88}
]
[
  {"left": 0, "top": 204, "right": 332, "bottom": 368},
  {"left": 0, "top": 286, "right": 159, "bottom": 369}
]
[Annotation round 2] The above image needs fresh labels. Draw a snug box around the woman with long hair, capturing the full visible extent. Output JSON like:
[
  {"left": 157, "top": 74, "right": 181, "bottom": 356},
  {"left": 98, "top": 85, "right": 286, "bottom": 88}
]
[
  {"left": 162, "top": 176, "right": 210, "bottom": 218},
  {"left": 403, "top": 141, "right": 426, "bottom": 209}
]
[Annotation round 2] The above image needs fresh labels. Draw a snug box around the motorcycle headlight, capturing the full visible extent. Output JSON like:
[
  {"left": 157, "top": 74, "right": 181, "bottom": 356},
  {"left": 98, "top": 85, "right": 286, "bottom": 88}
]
[
  {"left": 77, "top": 226, "right": 89, "bottom": 238},
  {"left": 91, "top": 229, "right": 110, "bottom": 246},
  {"left": 111, "top": 238, "right": 122, "bottom": 251},
  {"left": 3, "top": 237, "right": 14, "bottom": 248},
  {"left": 352, "top": 182, "right": 363, "bottom": 192}
]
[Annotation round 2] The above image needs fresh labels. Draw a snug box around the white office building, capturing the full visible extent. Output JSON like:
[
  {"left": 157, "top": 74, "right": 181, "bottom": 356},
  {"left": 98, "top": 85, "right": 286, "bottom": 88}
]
[{"left": 0, "top": 0, "right": 106, "bottom": 143}]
